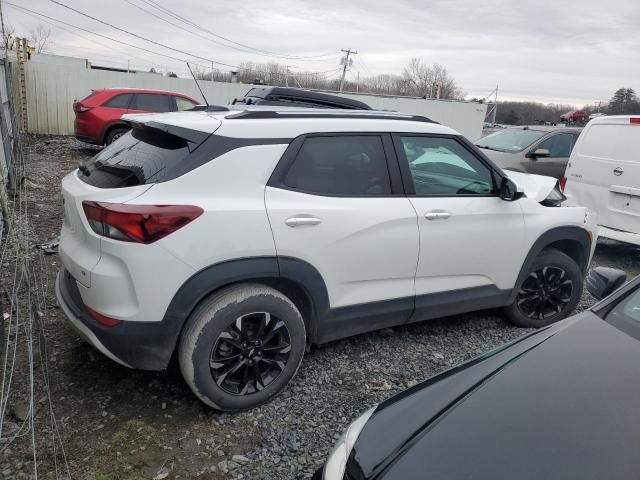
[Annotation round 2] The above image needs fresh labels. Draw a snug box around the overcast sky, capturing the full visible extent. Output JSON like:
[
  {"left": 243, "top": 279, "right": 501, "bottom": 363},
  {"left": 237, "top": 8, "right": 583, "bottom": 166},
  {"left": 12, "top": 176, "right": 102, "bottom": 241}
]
[{"left": 8, "top": 0, "right": 640, "bottom": 106}]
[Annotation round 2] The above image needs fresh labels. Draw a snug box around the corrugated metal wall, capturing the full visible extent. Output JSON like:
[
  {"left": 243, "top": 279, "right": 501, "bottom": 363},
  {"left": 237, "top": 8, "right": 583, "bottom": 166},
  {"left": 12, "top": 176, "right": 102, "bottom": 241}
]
[{"left": 22, "top": 60, "right": 487, "bottom": 140}]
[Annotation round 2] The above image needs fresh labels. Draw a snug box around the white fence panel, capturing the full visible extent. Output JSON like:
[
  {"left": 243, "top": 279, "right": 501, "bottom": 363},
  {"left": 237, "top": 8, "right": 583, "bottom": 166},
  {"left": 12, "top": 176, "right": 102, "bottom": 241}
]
[{"left": 22, "top": 60, "right": 487, "bottom": 140}]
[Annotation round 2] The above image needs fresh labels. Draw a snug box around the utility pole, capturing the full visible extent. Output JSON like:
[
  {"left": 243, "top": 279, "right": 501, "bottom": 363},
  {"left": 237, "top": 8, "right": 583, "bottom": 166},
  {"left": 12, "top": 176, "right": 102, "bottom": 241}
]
[
  {"left": 0, "top": 0, "right": 6, "bottom": 50},
  {"left": 339, "top": 48, "right": 357, "bottom": 92},
  {"left": 356, "top": 72, "right": 359, "bottom": 93}
]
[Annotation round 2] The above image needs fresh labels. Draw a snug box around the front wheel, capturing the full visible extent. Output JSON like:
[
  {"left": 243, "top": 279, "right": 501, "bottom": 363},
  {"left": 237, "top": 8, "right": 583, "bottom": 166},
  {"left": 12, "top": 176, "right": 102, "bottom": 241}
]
[
  {"left": 179, "top": 284, "right": 306, "bottom": 411},
  {"left": 504, "top": 249, "right": 583, "bottom": 328}
]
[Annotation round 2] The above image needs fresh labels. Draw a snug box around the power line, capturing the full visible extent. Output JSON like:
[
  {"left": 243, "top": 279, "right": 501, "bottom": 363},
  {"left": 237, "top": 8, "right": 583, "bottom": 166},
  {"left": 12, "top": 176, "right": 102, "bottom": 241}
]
[
  {"left": 137, "top": 0, "right": 340, "bottom": 61},
  {"left": 9, "top": 2, "right": 341, "bottom": 78},
  {"left": 7, "top": 4, "right": 171, "bottom": 70},
  {"left": 6, "top": 2, "right": 209, "bottom": 67},
  {"left": 49, "top": 0, "right": 238, "bottom": 69}
]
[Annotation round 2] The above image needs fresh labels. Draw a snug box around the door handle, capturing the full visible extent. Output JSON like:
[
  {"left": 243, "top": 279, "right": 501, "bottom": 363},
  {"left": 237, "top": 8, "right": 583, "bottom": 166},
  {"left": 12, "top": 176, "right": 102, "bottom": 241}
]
[
  {"left": 285, "top": 216, "right": 322, "bottom": 227},
  {"left": 425, "top": 211, "right": 451, "bottom": 220}
]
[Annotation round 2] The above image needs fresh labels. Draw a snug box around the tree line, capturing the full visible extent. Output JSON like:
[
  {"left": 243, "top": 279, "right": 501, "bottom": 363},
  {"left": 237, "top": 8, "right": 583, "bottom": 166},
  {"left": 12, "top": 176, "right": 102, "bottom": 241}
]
[
  {"left": 192, "top": 57, "right": 464, "bottom": 100},
  {"left": 492, "top": 88, "right": 640, "bottom": 125}
]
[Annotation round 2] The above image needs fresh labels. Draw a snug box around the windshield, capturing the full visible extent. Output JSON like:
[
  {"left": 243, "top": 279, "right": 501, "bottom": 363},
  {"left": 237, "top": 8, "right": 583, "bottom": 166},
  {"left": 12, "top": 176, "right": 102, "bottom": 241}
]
[{"left": 476, "top": 128, "right": 546, "bottom": 153}]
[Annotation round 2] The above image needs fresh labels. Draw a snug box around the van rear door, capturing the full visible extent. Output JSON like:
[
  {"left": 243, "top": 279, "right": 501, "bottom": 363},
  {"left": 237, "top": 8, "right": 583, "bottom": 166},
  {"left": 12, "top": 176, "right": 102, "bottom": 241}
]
[{"left": 565, "top": 117, "right": 640, "bottom": 237}]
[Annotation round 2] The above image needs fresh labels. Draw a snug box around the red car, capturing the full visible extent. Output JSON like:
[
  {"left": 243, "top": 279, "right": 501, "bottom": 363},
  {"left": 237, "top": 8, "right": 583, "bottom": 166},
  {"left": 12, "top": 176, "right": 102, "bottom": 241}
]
[
  {"left": 560, "top": 110, "right": 588, "bottom": 123},
  {"left": 73, "top": 88, "right": 200, "bottom": 145}
]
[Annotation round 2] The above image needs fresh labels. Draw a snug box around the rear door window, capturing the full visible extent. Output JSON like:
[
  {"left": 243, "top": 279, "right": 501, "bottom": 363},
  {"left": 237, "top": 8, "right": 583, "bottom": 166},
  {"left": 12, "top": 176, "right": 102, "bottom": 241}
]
[
  {"left": 131, "top": 94, "right": 173, "bottom": 112},
  {"left": 283, "top": 135, "right": 391, "bottom": 196},
  {"left": 79, "top": 127, "right": 190, "bottom": 188},
  {"left": 103, "top": 93, "right": 133, "bottom": 109}
]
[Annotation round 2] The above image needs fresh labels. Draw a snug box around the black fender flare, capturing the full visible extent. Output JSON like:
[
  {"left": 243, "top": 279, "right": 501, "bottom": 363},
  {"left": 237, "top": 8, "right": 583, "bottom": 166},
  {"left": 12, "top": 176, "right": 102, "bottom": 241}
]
[
  {"left": 160, "top": 256, "right": 330, "bottom": 361},
  {"left": 507, "top": 226, "right": 591, "bottom": 304}
]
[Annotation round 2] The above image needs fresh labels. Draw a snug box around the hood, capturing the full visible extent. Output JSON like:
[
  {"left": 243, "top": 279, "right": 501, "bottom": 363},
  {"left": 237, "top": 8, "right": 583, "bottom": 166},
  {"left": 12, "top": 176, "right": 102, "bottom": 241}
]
[
  {"left": 347, "top": 313, "right": 640, "bottom": 480},
  {"left": 505, "top": 170, "right": 557, "bottom": 202}
]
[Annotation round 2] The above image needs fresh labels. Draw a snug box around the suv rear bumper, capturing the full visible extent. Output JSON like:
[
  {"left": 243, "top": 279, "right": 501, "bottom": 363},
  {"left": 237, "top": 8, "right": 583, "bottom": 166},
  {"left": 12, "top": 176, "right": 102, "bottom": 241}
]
[{"left": 56, "top": 269, "right": 178, "bottom": 370}]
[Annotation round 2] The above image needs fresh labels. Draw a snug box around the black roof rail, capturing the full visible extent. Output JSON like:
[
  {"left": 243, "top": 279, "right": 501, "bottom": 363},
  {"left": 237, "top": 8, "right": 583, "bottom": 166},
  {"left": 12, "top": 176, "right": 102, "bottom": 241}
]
[
  {"left": 190, "top": 105, "right": 230, "bottom": 112},
  {"left": 225, "top": 111, "right": 437, "bottom": 123}
]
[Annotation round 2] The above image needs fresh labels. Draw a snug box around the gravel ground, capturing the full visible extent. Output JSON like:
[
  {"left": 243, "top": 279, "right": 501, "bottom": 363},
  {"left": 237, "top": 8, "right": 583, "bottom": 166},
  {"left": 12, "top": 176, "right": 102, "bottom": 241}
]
[{"left": 2, "top": 134, "right": 639, "bottom": 480}]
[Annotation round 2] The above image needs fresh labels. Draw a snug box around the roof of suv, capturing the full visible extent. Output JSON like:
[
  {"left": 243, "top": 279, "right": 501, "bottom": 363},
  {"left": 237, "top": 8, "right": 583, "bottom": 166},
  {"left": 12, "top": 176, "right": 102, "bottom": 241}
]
[{"left": 122, "top": 106, "right": 459, "bottom": 138}]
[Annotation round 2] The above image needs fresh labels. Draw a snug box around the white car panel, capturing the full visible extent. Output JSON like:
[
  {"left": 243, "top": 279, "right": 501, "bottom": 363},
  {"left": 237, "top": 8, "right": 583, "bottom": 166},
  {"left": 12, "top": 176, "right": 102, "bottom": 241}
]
[
  {"left": 564, "top": 116, "right": 640, "bottom": 245},
  {"left": 265, "top": 187, "right": 419, "bottom": 307}
]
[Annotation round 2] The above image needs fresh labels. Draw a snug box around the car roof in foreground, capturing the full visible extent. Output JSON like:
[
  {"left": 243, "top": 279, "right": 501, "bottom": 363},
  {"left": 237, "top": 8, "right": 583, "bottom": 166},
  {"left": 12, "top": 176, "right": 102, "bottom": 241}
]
[
  {"left": 350, "top": 276, "right": 640, "bottom": 479},
  {"left": 122, "top": 106, "right": 459, "bottom": 138}
]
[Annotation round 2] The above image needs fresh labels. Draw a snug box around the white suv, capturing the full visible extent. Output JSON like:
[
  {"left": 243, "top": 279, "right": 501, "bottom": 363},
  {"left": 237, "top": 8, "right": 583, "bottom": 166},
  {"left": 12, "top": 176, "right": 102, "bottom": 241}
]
[{"left": 56, "top": 107, "right": 594, "bottom": 411}]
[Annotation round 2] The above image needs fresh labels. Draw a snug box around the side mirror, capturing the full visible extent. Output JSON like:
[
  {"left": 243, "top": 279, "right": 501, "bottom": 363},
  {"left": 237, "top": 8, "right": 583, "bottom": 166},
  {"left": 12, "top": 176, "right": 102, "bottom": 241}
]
[
  {"left": 499, "top": 177, "right": 524, "bottom": 201},
  {"left": 586, "top": 267, "right": 627, "bottom": 300},
  {"left": 528, "top": 148, "right": 550, "bottom": 158}
]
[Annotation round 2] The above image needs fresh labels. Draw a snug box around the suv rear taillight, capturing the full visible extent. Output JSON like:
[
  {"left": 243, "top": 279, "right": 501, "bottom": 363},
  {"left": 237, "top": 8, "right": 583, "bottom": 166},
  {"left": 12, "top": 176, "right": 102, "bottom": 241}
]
[
  {"left": 559, "top": 176, "right": 567, "bottom": 192},
  {"left": 631, "top": 117, "right": 640, "bottom": 125},
  {"left": 82, "top": 201, "right": 203, "bottom": 244},
  {"left": 73, "top": 102, "right": 92, "bottom": 113}
]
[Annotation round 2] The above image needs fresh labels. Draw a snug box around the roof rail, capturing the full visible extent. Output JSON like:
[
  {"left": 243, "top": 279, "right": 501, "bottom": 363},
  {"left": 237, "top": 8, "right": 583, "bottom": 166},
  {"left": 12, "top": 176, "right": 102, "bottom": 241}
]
[
  {"left": 190, "top": 105, "right": 230, "bottom": 112},
  {"left": 225, "top": 110, "right": 436, "bottom": 123}
]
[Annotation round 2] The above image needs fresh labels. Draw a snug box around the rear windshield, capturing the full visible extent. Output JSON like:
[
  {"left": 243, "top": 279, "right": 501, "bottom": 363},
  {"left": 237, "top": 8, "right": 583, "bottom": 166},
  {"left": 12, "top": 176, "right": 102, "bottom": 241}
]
[
  {"left": 476, "top": 128, "right": 546, "bottom": 153},
  {"left": 78, "top": 127, "right": 191, "bottom": 188}
]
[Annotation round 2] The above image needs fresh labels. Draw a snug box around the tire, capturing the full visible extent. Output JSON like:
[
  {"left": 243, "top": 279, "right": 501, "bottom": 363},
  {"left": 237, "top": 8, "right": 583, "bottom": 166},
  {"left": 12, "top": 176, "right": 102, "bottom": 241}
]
[
  {"left": 105, "top": 127, "right": 129, "bottom": 145},
  {"left": 179, "top": 284, "right": 306, "bottom": 411},
  {"left": 504, "top": 249, "right": 583, "bottom": 328}
]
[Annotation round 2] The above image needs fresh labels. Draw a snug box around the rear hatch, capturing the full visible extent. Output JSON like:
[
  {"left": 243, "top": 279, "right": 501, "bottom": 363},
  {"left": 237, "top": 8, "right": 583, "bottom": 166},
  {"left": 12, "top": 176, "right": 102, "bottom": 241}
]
[{"left": 60, "top": 114, "right": 220, "bottom": 287}]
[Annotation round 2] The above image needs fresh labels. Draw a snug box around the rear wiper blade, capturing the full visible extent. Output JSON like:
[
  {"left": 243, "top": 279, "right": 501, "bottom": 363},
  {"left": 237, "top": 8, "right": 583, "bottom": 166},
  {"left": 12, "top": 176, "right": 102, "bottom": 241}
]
[{"left": 78, "top": 164, "right": 91, "bottom": 176}]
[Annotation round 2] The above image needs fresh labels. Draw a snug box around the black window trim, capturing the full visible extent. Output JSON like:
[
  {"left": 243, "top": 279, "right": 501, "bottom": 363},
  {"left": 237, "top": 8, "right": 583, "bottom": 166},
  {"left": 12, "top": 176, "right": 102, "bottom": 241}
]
[
  {"left": 391, "top": 132, "right": 504, "bottom": 198},
  {"left": 267, "top": 132, "right": 405, "bottom": 198}
]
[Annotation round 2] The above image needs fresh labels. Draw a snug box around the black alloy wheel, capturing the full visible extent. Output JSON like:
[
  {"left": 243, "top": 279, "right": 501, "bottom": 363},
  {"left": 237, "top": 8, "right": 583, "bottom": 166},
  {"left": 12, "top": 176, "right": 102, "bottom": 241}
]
[
  {"left": 210, "top": 312, "right": 292, "bottom": 396},
  {"left": 516, "top": 266, "right": 573, "bottom": 321}
]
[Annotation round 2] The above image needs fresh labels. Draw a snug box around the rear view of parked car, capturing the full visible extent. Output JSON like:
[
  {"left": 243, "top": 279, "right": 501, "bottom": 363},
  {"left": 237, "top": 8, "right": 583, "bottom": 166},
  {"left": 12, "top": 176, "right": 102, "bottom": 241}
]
[
  {"left": 73, "top": 88, "right": 199, "bottom": 145},
  {"left": 563, "top": 115, "right": 640, "bottom": 246},
  {"left": 477, "top": 126, "right": 581, "bottom": 179}
]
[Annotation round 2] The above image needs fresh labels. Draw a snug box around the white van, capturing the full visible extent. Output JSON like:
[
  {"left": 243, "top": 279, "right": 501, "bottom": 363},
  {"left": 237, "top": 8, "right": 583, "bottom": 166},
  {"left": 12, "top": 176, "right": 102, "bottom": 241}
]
[{"left": 563, "top": 115, "right": 640, "bottom": 245}]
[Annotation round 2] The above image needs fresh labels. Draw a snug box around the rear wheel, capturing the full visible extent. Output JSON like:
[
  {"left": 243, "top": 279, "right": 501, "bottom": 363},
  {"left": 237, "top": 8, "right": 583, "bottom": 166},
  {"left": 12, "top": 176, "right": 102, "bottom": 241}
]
[
  {"left": 505, "top": 249, "right": 583, "bottom": 328},
  {"left": 105, "top": 127, "right": 129, "bottom": 145},
  {"left": 179, "top": 284, "right": 305, "bottom": 411}
]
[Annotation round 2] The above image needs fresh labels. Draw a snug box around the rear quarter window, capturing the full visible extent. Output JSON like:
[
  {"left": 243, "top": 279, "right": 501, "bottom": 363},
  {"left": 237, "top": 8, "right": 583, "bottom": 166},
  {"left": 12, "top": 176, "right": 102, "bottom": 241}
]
[
  {"left": 576, "top": 124, "right": 640, "bottom": 162},
  {"left": 103, "top": 93, "right": 133, "bottom": 109}
]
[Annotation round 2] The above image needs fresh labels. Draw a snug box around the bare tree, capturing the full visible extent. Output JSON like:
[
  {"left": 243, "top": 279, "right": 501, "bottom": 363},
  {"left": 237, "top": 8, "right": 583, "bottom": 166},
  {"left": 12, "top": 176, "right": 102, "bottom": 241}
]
[
  {"left": 1, "top": 23, "right": 16, "bottom": 51},
  {"left": 401, "top": 58, "right": 463, "bottom": 99},
  {"left": 29, "top": 24, "right": 51, "bottom": 53}
]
